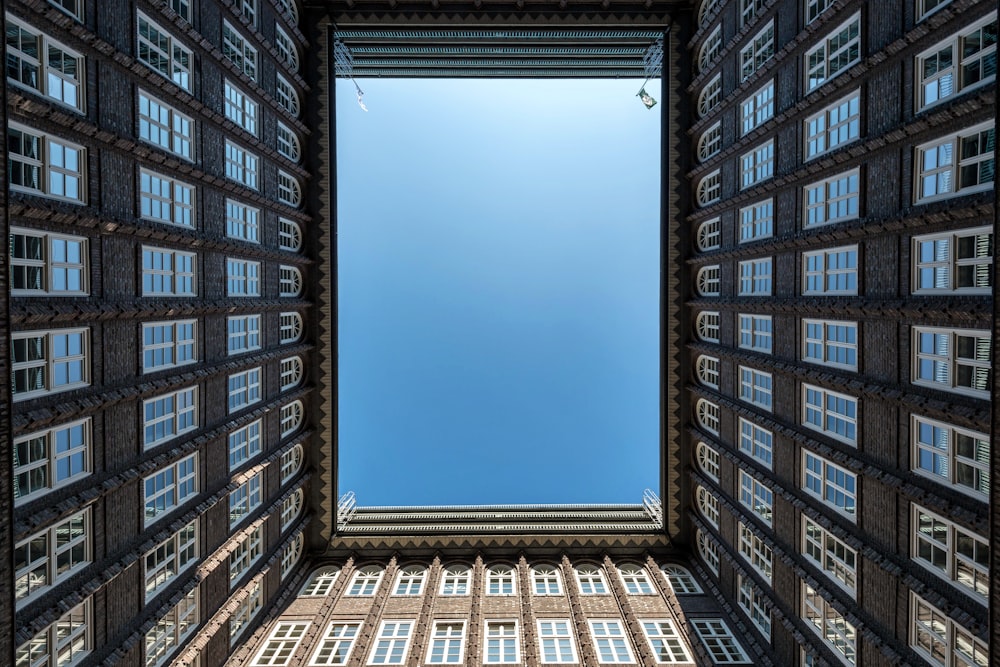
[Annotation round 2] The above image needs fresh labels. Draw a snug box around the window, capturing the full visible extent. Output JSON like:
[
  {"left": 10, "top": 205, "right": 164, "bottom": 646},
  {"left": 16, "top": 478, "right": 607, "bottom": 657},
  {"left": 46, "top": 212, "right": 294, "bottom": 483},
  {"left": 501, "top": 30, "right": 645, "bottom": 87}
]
[
  {"left": 741, "top": 80, "right": 774, "bottom": 135},
  {"left": 910, "top": 591, "right": 988, "bottom": 667},
  {"left": 696, "top": 355, "right": 719, "bottom": 389},
  {"left": 575, "top": 564, "right": 607, "bottom": 594},
  {"left": 696, "top": 217, "right": 720, "bottom": 251},
  {"left": 696, "top": 529, "right": 720, "bottom": 575},
  {"left": 228, "top": 367, "right": 262, "bottom": 413},
  {"left": 277, "top": 123, "right": 301, "bottom": 162},
  {"left": 912, "top": 327, "right": 991, "bottom": 397},
  {"left": 740, "top": 21, "right": 774, "bottom": 81},
  {"left": 696, "top": 170, "right": 720, "bottom": 206},
  {"left": 740, "top": 0, "right": 765, "bottom": 26},
  {"left": 916, "top": 14, "right": 996, "bottom": 110},
  {"left": 228, "top": 315, "right": 262, "bottom": 355},
  {"left": 536, "top": 620, "right": 577, "bottom": 663},
  {"left": 803, "top": 245, "right": 859, "bottom": 295},
  {"left": 739, "top": 417, "right": 773, "bottom": 469},
  {"left": 642, "top": 620, "right": 692, "bottom": 663},
  {"left": 281, "top": 532, "right": 302, "bottom": 579},
  {"left": 15, "top": 508, "right": 89, "bottom": 605},
  {"left": 739, "top": 199, "right": 773, "bottom": 242},
  {"left": 280, "top": 488, "right": 303, "bottom": 532},
  {"left": 144, "top": 520, "right": 197, "bottom": 602},
  {"left": 348, "top": 565, "right": 383, "bottom": 596},
  {"left": 6, "top": 18, "right": 85, "bottom": 111},
  {"left": 240, "top": 0, "right": 257, "bottom": 25},
  {"left": 691, "top": 619, "right": 751, "bottom": 664},
  {"left": 803, "top": 584, "right": 856, "bottom": 665},
  {"left": 803, "top": 451, "right": 856, "bottom": 520},
  {"left": 143, "top": 386, "right": 198, "bottom": 448},
  {"left": 48, "top": 0, "right": 83, "bottom": 21},
  {"left": 225, "top": 141, "right": 259, "bottom": 190},
  {"left": 280, "top": 265, "right": 303, "bottom": 297},
  {"left": 917, "top": 124, "right": 996, "bottom": 204},
  {"left": 696, "top": 441, "right": 720, "bottom": 481},
  {"left": 138, "top": 92, "right": 193, "bottom": 160},
  {"left": 278, "top": 171, "right": 302, "bottom": 207},
  {"left": 696, "top": 399, "right": 720, "bottom": 435},
  {"left": 301, "top": 567, "right": 339, "bottom": 596},
  {"left": 806, "top": 0, "right": 834, "bottom": 23},
  {"left": 10, "top": 228, "right": 87, "bottom": 296},
  {"left": 280, "top": 400, "right": 304, "bottom": 436},
  {"left": 230, "top": 578, "right": 263, "bottom": 641},
  {"left": 13, "top": 418, "right": 90, "bottom": 504},
  {"left": 912, "top": 415, "right": 989, "bottom": 499},
  {"left": 804, "top": 169, "right": 861, "bottom": 228},
  {"left": 484, "top": 621, "right": 519, "bottom": 664},
  {"left": 697, "top": 75, "right": 721, "bottom": 118},
  {"left": 589, "top": 620, "right": 634, "bottom": 663},
  {"left": 426, "top": 622, "right": 465, "bottom": 664},
  {"left": 11, "top": 328, "right": 88, "bottom": 400},
  {"left": 275, "top": 26, "right": 299, "bottom": 70},
  {"left": 697, "top": 123, "right": 722, "bottom": 162},
  {"left": 393, "top": 565, "right": 426, "bottom": 595},
  {"left": 142, "top": 320, "right": 196, "bottom": 372},
  {"left": 279, "top": 218, "right": 303, "bottom": 251},
  {"left": 225, "top": 80, "right": 258, "bottom": 135},
  {"left": 142, "top": 247, "right": 196, "bottom": 296},
  {"left": 8, "top": 125, "right": 85, "bottom": 203},
  {"left": 368, "top": 620, "right": 413, "bottom": 665},
  {"left": 912, "top": 227, "right": 992, "bottom": 294},
  {"left": 619, "top": 563, "right": 655, "bottom": 594},
  {"left": 223, "top": 22, "right": 257, "bottom": 80},
  {"left": 227, "top": 259, "right": 261, "bottom": 296},
  {"left": 912, "top": 504, "right": 989, "bottom": 601},
  {"left": 696, "top": 265, "right": 720, "bottom": 296},
  {"left": 280, "top": 444, "right": 304, "bottom": 484},
  {"left": 229, "top": 472, "right": 262, "bottom": 527},
  {"left": 739, "top": 471, "right": 773, "bottom": 526},
  {"left": 15, "top": 598, "right": 90, "bottom": 667},
  {"left": 140, "top": 169, "right": 195, "bottom": 228},
  {"left": 740, "top": 140, "right": 774, "bottom": 189},
  {"left": 803, "top": 320, "right": 858, "bottom": 370},
  {"left": 803, "top": 516, "right": 857, "bottom": 593},
  {"left": 311, "top": 623, "right": 360, "bottom": 666},
  {"left": 696, "top": 311, "right": 720, "bottom": 343},
  {"left": 280, "top": 312, "right": 303, "bottom": 343},
  {"left": 226, "top": 199, "right": 260, "bottom": 242},
  {"left": 805, "top": 91, "right": 861, "bottom": 159},
  {"left": 230, "top": 526, "right": 263, "bottom": 584},
  {"left": 803, "top": 384, "right": 858, "bottom": 444},
  {"left": 144, "top": 453, "right": 198, "bottom": 526},
  {"left": 738, "top": 525, "right": 773, "bottom": 581},
  {"left": 738, "top": 314, "right": 772, "bottom": 353},
  {"left": 737, "top": 574, "right": 771, "bottom": 640},
  {"left": 253, "top": 621, "right": 310, "bottom": 666},
  {"left": 532, "top": 565, "right": 563, "bottom": 595},
  {"left": 280, "top": 356, "right": 304, "bottom": 391},
  {"left": 439, "top": 565, "right": 470, "bottom": 595},
  {"left": 277, "top": 0, "right": 299, "bottom": 21},
  {"left": 738, "top": 366, "right": 772, "bottom": 410},
  {"left": 698, "top": 0, "right": 721, "bottom": 26},
  {"left": 136, "top": 13, "right": 192, "bottom": 90},
  {"left": 697, "top": 485, "right": 719, "bottom": 527},
  {"left": 698, "top": 26, "right": 722, "bottom": 73},
  {"left": 487, "top": 565, "right": 515, "bottom": 595},
  {"left": 661, "top": 564, "right": 702, "bottom": 594},
  {"left": 738, "top": 258, "right": 772, "bottom": 295},
  {"left": 276, "top": 75, "right": 300, "bottom": 116},
  {"left": 805, "top": 13, "right": 861, "bottom": 91}
]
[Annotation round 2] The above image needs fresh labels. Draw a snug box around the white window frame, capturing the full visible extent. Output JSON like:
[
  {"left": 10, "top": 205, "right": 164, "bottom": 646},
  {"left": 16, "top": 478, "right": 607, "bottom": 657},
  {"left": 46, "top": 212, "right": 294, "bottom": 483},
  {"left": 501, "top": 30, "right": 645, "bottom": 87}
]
[
  {"left": 691, "top": 619, "right": 751, "bottom": 664},
  {"left": 696, "top": 311, "right": 720, "bottom": 343},
  {"left": 911, "top": 503, "right": 989, "bottom": 602},
  {"left": 802, "top": 383, "right": 858, "bottom": 444},
  {"left": 696, "top": 441, "right": 720, "bottom": 482},
  {"left": 230, "top": 525, "right": 263, "bottom": 584},
  {"left": 531, "top": 565, "right": 563, "bottom": 596},
  {"left": 909, "top": 591, "right": 987, "bottom": 667},
  {"left": 802, "top": 583, "right": 857, "bottom": 666},
  {"left": 142, "top": 319, "right": 197, "bottom": 373},
  {"left": 487, "top": 565, "right": 516, "bottom": 595},
  {"left": 698, "top": 74, "right": 721, "bottom": 119},
  {"left": 737, "top": 573, "right": 771, "bottom": 640},
  {"left": 738, "top": 525, "right": 773, "bottom": 582},
  {"left": 15, "top": 508, "right": 90, "bottom": 606},
  {"left": 802, "top": 516, "right": 857, "bottom": 594},
  {"left": 738, "top": 258, "right": 772, "bottom": 296},
  {"left": 803, "top": 450, "right": 857, "bottom": 520},
  {"left": 278, "top": 170, "right": 302, "bottom": 207},
  {"left": 393, "top": 565, "right": 426, "bottom": 596},
  {"left": 696, "top": 265, "right": 720, "bottom": 296},
  {"left": 696, "top": 217, "right": 721, "bottom": 251},
  {"left": 805, "top": 90, "right": 861, "bottom": 160},
  {"left": 277, "top": 123, "right": 302, "bottom": 162},
  {"left": 275, "top": 26, "right": 299, "bottom": 70},
  {"left": 698, "top": 26, "right": 722, "bottom": 74},
  {"left": 280, "top": 488, "right": 303, "bottom": 532},
  {"left": 280, "top": 265, "right": 303, "bottom": 297},
  {"left": 140, "top": 168, "right": 195, "bottom": 228},
  {"left": 230, "top": 577, "right": 263, "bottom": 641},
  {"left": 589, "top": 620, "right": 636, "bottom": 664},
  {"left": 253, "top": 620, "right": 310, "bottom": 667},
  {"left": 280, "top": 311, "right": 303, "bottom": 343},
  {"left": 144, "top": 519, "right": 198, "bottom": 602},
  {"left": 225, "top": 140, "right": 259, "bottom": 190},
  {"left": 310, "top": 622, "right": 361, "bottom": 666},
  {"left": 222, "top": 21, "right": 257, "bottom": 80},
  {"left": 804, "top": 169, "right": 860, "bottom": 228},
  {"left": 911, "top": 414, "right": 990, "bottom": 500},
  {"left": 738, "top": 365, "right": 772, "bottom": 411},
  {"left": 240, "top": 0, "right": 257, "bottom": 26},
  {"left": 439, "top": 564, "right": 471, "bottom": 595},
  {"left": 280, "top": 356, "right": 304, "bottom": 391},
  {"left": 915, "top": 13, "right": 997, "bottom": 111},
  {"left": 9, "top": 227, "right": 88, "bottom": 296},
  {"left": 224, "top": 80, "right": 258, "bottom": 135},
  {"left": 738, "top": 313, "right": 772, "bottom": 353},
  {"left": 915, "top": 122, "right": 995, "bottom": 204},
  {"left": 136, "top": 12, "right": 192, "bottom": 91},
  {"left": 143, "top": 453, "right": 198, "bottom": 526},
  {"left": 227, "top": 258, "right": 261, "bottom": 297},
  {"left": 739, "top": 417, "right": 773, "bottom": 469},
  {"left": 696, "top": 170, "right": 721, "bottom": 206},
  {"left": 229, "top": 472, "right": 263, "bottom": 527},
  {"left": 6, "top": 17, "right": 85, "bottom": 112},
  {"left": 739, "top": 20, "right": 774, "bottom": 81},
  {"left": 696, "top": 399, "right": 720, "bottom": 435},
  {"left": 741, "top": 80, "right": 774, "bottom": 135},
  {"left": 347, "top": 565, "right": 383, "bottom": 596},
  {"left": 280, "top": 444, "right": 304, "bottom": 484},
  {"left": 8, "top": 124, "right": 86, "bottom": 203},
  {"left": 739, "top": 0, "right": 765, "bottom": 27},
  {"left": 697, "top": 122, "right": 722, "bottom": 162},
  {"left": 226, "top": 199, "right": 260, "bottom": 242},
  {"left": 574, "top": 564, "right": 608, "bottom": 595},
  {"left": 912, "top": 326, "right": 991, "bottom": 398},
  {"left": 912, "top": 226, "right": 992, "bottom": 294},
  {"left": 641, "top": 619, "right": 693, "bottom": 663},
  {"left": 698, "top": 484, "right": 721, "bottom": 525},
  {"left": 49, "top": 0, "right": 84, "bottom": 21},
  {"left": 805, "top": 13, "right": 861, "bottom": 92},
  {"left": 484, "top": 620, "right": 520, "bottom": 664},
  {"left": 279, "top": 218, "right": 303, "bottom": 252},
  {"left": 536, "top": 619, "right": 578, "bottom": 664},
  {"left": 803, "top": 245, "right": 859, "bottom": 295},
  {"left": 142, "top": 246, "right": 196, "bottom": 296},
  {"left": 696, "top": 355, "right": 720, "bottom": 389},
  {"left": 739, "top": 199, "right": 773, "bottom": 243},
  {"left": 143, "top": 386, "right": 198, "bottom": 449},
  {"left": 696, "top": 529, "right": 720, "bottom": 576},
  {"left": 738, "top": 470, "right": 773, "bottom": 526},
  {"left": 11, "top": 328, "right": 89, "bottom": 400},
  {"left": 16, "top": 597, "right": 91, "bottom": 666},
  {"left": 367, "top": 620, "right": 413, "bottom": 665},
  {"left": 280, "top": 400, "right": 304, "bottom": 437},
  {"left": 740, "top": 139, "right": 775, "bottom": 189},
  {"left": 300, "top": 567, "right": 339, "bottom": 596},
  {"left": 425, "top": 621, "right": 466, "bottom": 665},
  {"left": 138, "top": 92, "right": 194, "bottom": 160},
  {"left": 13, "top": 418, "right": 91, "bottom": 504},
  {"left": 661, "top": 564, "right": 702, "bottom": 595},
  {"left": 228, "top": 314, "right": 262, "bottom": 355},
  {"left": 806, "top": 0, "right": 834, "bottom": 24},
  {"left": 228, "top": 367, "right": 262, "bottom": 413},
  {"left": 619, "top": 563, "right": 655, "bottom": 595},
  {"left": 281, "top": 532, "right": 303, "bottom": 580},
  {"left": 276, "top": 74, "right": 300, "bottom": 117},
  {"left": 803, "top": 319, "right": 858, "bottom": 371}
]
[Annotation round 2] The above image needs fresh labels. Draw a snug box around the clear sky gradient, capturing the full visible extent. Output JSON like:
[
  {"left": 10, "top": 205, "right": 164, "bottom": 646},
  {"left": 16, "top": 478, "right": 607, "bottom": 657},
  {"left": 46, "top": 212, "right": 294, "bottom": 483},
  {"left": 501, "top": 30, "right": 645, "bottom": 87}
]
[{"left": 336, "top": 78, "right": 661, "bottom": 506}]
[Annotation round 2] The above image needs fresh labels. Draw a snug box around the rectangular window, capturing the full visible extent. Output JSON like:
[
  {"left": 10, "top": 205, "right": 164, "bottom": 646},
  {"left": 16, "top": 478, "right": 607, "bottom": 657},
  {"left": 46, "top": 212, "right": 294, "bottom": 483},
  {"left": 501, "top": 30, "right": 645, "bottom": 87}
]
[
  {"left": 738, "top": 258, "right": 772, "bottom": 295},
  {"left": 229, "top": 367, "right": 262, "bottom": 413},
  {"left": 230, "top": 472, "right": 263, "bottom": 527},
  {"left": 740, "top": 21, "right": 774, "bottom": 81},
  {"left": 136, "top": 12, "right": 191, "bottom": 90},
  {"left": 49, "top": 0, "right": 84, "bottom": 20},
  {"left": 739, "top": 470, "right": 773, "bottom": 526},
  {"left": 228, "top": 314, "right": 262, "bottom": 355},
  {"left": 142, "top": 320, "right": 196, "bottom": 373},
  {"left": 803, "top": 451, "right": 856, "bottom": 520},
  {"left": 15, "top": 508, "right": 89, "bottom": 606},
  {"left": 140, "top": 169, "right": 195, "bottom": 228},
  {"left": 803, "top": 584, "right": 857, "bottom": 665},
  {"left": 537, "top": 620, "right": 577, "bottom": 664},
  {"left": 739, "top": 417, "right": 773, "bottom": 469},
  {"left": 484, "top": 621, "right": 519, "bottom": 664},
  {"left": 803, "top": 245, "right": 859, "bottom": 295},
  {"left": 240, "top": 0, "right": 257, "bottom": 25},
  {"left": 368, "top": 621, "right": 413, "bottom": 665},
  {"left": 425, "top": 622, "right": 466, "bottom": 664},
  {"left": 738, "top": 525, "right": 772, "bottom": 582},
  {"left": 143, "top": 386, "right": 198, "bottom": 448},
  {"left": 737, "top": 574, "right": 771, "bottom": 640},
  {"left": 913, "top": 227, "right": 992, "bottom": 294},
  {"left": 803, "top": 384, "right": 857, "bottom": 444},
  {"left": 916, "top": 14, "right": 997, "bottom": 111},
  {"left": 739, "top": 199, "right": 773, "bottom": 242},
  {"left": 143, "top": 453, "right": 198, "bottom": 526},
  {"left": 8, "top": 124, "right": 86, "bottom": 203},
  {"left": 142, "top": 246, "right": 196, "bottom": 296},
  {"left": 912, "top": 504, "right": 989, "bottom": 601},
  {"left": 912, "top": 414, "right": 989, "bottom": 499},
  {"left": 803, "top": 319, "right": 858, "bottom": 370},
  {"left": 138, "top": 92, "right": 193, "bottom": 160},
  {"left": 230, "top": 578, "right": 263, "bottom": 640},
  {"left": 805, "top": 91, "right": 861, "bottom": 159},
  {"left": 589, "top": 620, "right": 635, "bottom": 664},
  {"left": 912, "top": 326, "right": 991, "bottom": 398},
  {"left": 805, "top": 13, "right": 861, "bottom": 91},
  {"left": 15, "top": 598, "right": 90, "bottom": 667},
  {"left": 740, "top": 140, "right": 774, "bottom": 189},
  {"left": 224, "top": 80, "right": 258, "bottom": 135},
  {"left": 11, "top": 328, "right": 89, "bottom": 400},
  {"left": 311, "top": 623, "right": 361, "bottom": 666},
  {"left": 802, "top": 516, "right": 857, "bottom": 594},
  {"left": 915, "top": 122, "right": 995, "bottom": 203},
  {"left": 230, "top": 525, "right": 263, "bottom": 583},
  {"left": 222, "top": 21, "right": 257, "bottom": 80},
  {"left": 229, "top": 419, "right": 262, "bottom": 470},
  {"left": 226, "top": 199, "right": 260, "bottom": 242},
  {"left": 806, "top": 0, "right": 834, "bottom": 24},
  {"left": 13, "top": 418, "right": 90, "bottom": 504},
  {"left": 804, "top": 169, "right": 860, "bottom": 227},
  {"left": 691, "top": 619, "right": 751, "bottom": 664},
  {"left": 741, "top": 80, "right": 774, "bottom": 135},
  {"left": 144, "top": 519, "right": 197, "bottom": 602},
  {"left": 641, "top": 620, "right": 692, "bottom": 663},
  {"left": 227, "top": 258, "right": 261, "bottom": 296},
  {"left": 146, "top": 587, "right": 198, "bottom": 667},
  {"left": 6, "top": 17, "right": 85, "bottom": 111},
  {"left": 910, "top": 591, "right": 988, "bottom": 667},
  {"left": 738, "top": 314, "right": 772, "bottom": 354},
  {"left": 225, "top": 140, "right": 259, "bottom": 190},
  {"left": 10, "top": 228, "right": 88, "bottom": 295},
  {"left": 738, "top": 366, "right": 772, "bottom": 410},
  {"left": 254, "top": 621, "right": 311, "bottom": 667}
]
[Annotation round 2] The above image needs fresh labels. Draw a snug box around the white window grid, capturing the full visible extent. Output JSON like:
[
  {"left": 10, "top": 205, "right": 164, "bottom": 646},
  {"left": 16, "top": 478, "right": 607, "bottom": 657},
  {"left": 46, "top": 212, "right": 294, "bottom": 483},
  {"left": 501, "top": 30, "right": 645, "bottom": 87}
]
[
  {"left": 143, "top": 386, "right": 198, "bottom": 449},
  {"left": 803, "top": 319, "right": 858, "bottom": 370},
  {"left": 223, "top": 21, "right": 257, "bottom": 80},
  {"left": 642, "top": 619, "right": 693, "bottom": 663},
  {"left": 738, "top": 525, "right": 773, "bottom": 582},
  {"left": 739, "top": 471, "right": 773, "bottom": 526},
  {"left": 805, "top": 13, "right": 861, "bottom": 91},
  {"left": 11, "top": 328, "right": 89, "bottom": 400},
  {"left": 348, "top": 565, "right": 383, "bottom": 596},
  {"left": 279, "top": 218, "right": 303, "bottom": 252},
  {"left": 426, "top": 621, "right": 466, "bottom": 664},
  {"left": 740, "top": 139, "right": 775, "bottom": 189},
  {"left": 696, "top": 265, "right": 720, "bottom": 296},
  {"left": 170, "top": 0, "right": 193, "bottom": 21},
  {"left": 698, "top": 26, "right": 722, "bottom": 73},
  {"left": 280, "top": 444, "right": 304, "bottom": 484},
  {"left": 229, "top": 419, "right": 263, "bottom": 470},
  {"left": 738, "top": 313, "right": 772, "bottom": 353},
  {"left": 697, "top": 122, "right": 722, "bottom": 162},
  {"left": 275, "top": 26, "right": 299, "bottom": 71},
  {"left": 661, "top": 565, "right": 702, "bottom": 595},
  {"left": 696, "top": 399, "right": 720, "bottom": 435},
  {"left": 739, "top": 417, "right": 773, "bottom": 469},
  {"left": 912, "top": 504, "right": 989, "bottom": 601},
  {"left": 909, "top": 591, "right": 987, "bottom": 667},
  {"left": 803, "top": 451, "right": 857, "bottom": 520},
  {"left": 225, "top": 80, "right": 258, "bottom": 135},
  {"left": 802, "top": 516, "right": 857, "bottom": 594},
  {"left": 912, "top": 227, "right": 992, "bottom": 294},
  {"left": 228, "top": 367, "right": 262, "bottom": 413},
  {"left": 280, "top": 488, "right": 303, "bottom": 532},
  {"left": 367, "top": 620, "right": 412, "bottom": 665},
  {"left": 8, "top": 124, "right": 86, "bottom": 203},
  {"left": 803, "top": 383, "right": 858, "bottom": 444},
  {"left": 531, "top": 565, "right": 563, "bottom": 595},
  {"left": 227, "top": 258, "right": 261, "bottom": 296},
  {"left": 281, "top": 532, "right": 303, "bottom": 580},
  {"left": 741, "top": 80, "right": 774, "bottom": 135},
  {"left": 6, "top": 17, "right": 85, "bottom": 112},
  {"left": 575, "top": 564, "right": 607, "bottom": 595},
  {"left": 804, "top": 169, "right": 861, "bottom": 228},
  {"left": 738, "top": 258, "right": 772, "bottom": 295},
  {"left": 142, "top": 320, "right": 196, "bottom": 373},
  {"left": 806, "top": 0, "right": 834, "bottom": 24},
  {"left": 740, "top": 0, "right": 765, "bottom": 26},
  {"left": 230, "top": 578, "right": 263, "bottom": 640},
  {"left": 310, "top": 622, "right": 360, "bottom": 666},
  {"left": 280, "top": 265, "right": 303, "bottom": 296},
  {"left": 226, "top": 199, "right": 260, "bottom": 242},
  {"left": 228, "top": 314, "right": 262, "bottom": 355},
  {"left": 805, "top": 91, "right": 861, "bottom": 160},
  {"left": 487, "top": 566, "right": 516, "bottom": 595},
  {"left": 280, "top": 311, "right": 303, "bottom": 343},
  {"left": 278, "top": 0, "right": 299, "bottom": 21},
  {"left": 13, "top": 418, "right": 90, "bottom": 504},
  {"left": 696, "top": 529, "right": 720, "bottom": 576},
  {"left": 738, "top": 365, "right": 773, "bottom": 410},
  {"left": 230, "top": 525, "right": 263, "bottom": 584},
  {"left": 143, "top": 453, "right": 197, "bottom": 526},
  {"left": 9, "top": 228, "right": 88, "bottom": 296},
  {"left": 142, "top": 246, "right": 196, "bottom": 296},
  {"left": 697, "top": 485, "right": 720, "bottom": 528},
  {"left": 280, "top": 356, "right": 304, "bottom": 391},
  {"left": 278, "top": 171, "right": 303, "bottom": 207},
  {"left": 737, "top": 574, "right": 771, "bottom": 640},
  {"left": 16, "top": 597, "right": 90, "bottom": 667},
  {"left": 144, "top": 519, "right": 197, "bottom": 602},
  {"left": 536, "top": 620, "right": 577, "bottom": 664},
  {"left": 300, "top": 567, "right": 339, "bottom": 596},
  {"left": 484, "top": 620, "right": 519, "bottom": 664},
  {"left": 276, "top": 75, "right": 300, "bottom": 117},
  {"left": 696, "top": 441, "right": 720, "bottom": 482},
  {"left": 590, "top": 620, "right": 635, "bottom": 664},
  {"left": 696, "top": 311, "right": 720, "bottom": 343},
  {"left": 916, "top": 14, "right": 996, "bottom": 111},
  {"left": 140, "top": 169, "right": 195, "bottom": 228},
  {"left": 740, "top": 21, "right": 774, "bottom": 81},
  {"left": 225, "top": 141, "right": 259, "bottom": 190},
  {"left": 138, "top": 92, "right": 193, "bottom": 160},
  {"left": 912, "top": 414, "right": 990, "bottom": 500},
  {"left": 922, "top": 124, "right": 996, "bottom": 204},
  {"left": 803, "top": 245, "right": 859, "bottom": 295},
  {"left": 918, "top": 0, "right": 953, "bottom": 21},
  {"left": 696, "top": 217, "right": 721, "bottom": 251},
  {"left": 698, "top": 0, "right": 721, "bottom": 26},
  {"left": 739, "top": 199, "right": 773, "bottom": 242},
  {"left": 49, "top": 0, "right": 84, "bottom": 21},
  {"left": 696, "top": 170, "right": 721, "bottom": 206},
  {"left": 690, "top": 619, "right": 751, "bottom": 664},
  {"left": 240, "top": 0, "right": 257, "bottom": 26},
  {"left": 393, "top": 565, "right": 426, "bottom": 595},
  {"left": 439, "top": 565, "right": 471, "bottom": 595},
  {"left": 696, "top": 355, "right": 720, "bottom": 389},
  {"left": 136, "top": 12, "right": 192, "bottom": 90},
  {"left": 803, "top": 583, "right": 857, "bottom": 666},
  {"left": 912, "top": 326, "right": 991, "bottom": 398},
  {"left": 14, "top": 508, "right": 89, "bottom": 606},
  {"left": 698, "top": 74, "right": 721, "bottom": 119},
  {"left": 280, "top": 400, "right": 304, "bottom": 437},
  {"left": 277, "top": 123, "right": 302, "bottom": 162},
  {"left": 253, "top": 620, "right": 310, "bottom": 667}
]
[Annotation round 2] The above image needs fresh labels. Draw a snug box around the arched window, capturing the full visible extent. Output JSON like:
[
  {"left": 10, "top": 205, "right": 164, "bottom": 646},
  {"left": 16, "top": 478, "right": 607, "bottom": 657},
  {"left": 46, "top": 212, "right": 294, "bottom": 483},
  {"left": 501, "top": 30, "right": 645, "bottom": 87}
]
[
  {"left": 696, "top": 485, "right": 720, "bottom": 527},
  {"left": 280, "top": 356, "right": 303, "bottom": 390},
  {"left": 696, "top": 217, "right": 721, "bottom": 251},
  {"left": 696, "top": 266, "right": 721, "bottom": 297},
  {"left": 696, "top": 311, "right": 721, "bottom": 343},
  {"left": 698, "top": 26, "right": 722, "bottom": 73},
  {"left": 278, "top": 171, "right": 302, "bottom": 207},
  {"left": 280, "top": 488, "right": 303, "bottom": 532},
  {"left": 275, "top": 26, "right": 299, "bottom": 71},
  {"left": 281, "top": 532, "right": 303, "bottom": 580},
  {"left": 440, "top": 565, "right": 471, "bottom": 595},
  {"left": 276, "top": 75, "right": 300, "bottom": 117},
  {"left": 698, "top": 0, "right": 722, "bottom": 27},
  {"left": 696, "top": 441, "right": 720, "bottom": 482},
  {"left": 487, "top": 565, "right": 516, "bottom": 595},
  {"left": 280, "top": 400, "right": 304, "bottom": 437},
  {"left": 277, "top": 0, "right": 299, "bottom": 22},
  {"left": 662, "top": 564, "right": 703, "bottom": 594},
  {"left": 280, "top": 443, "right": 304, "bottom": 485},
  {"left": 531, "top": 565, "right": 563, "bottom": 595},
  {"left": 277, "top": 124, "right": 301, "bottom": 164},
  {"left": 698, "top": 123, "right": 722, "bottom": 162},
  {"left": 301, "top": 567, "right": 339, "bottom": 596},
  {"left": 346, "top": 565, "right": 383, "bottom": 596},
  {"left": 696, "top": 355, "right": 720, "bottom": 389},
  {"left": 696, "top": 399, "right": 720, "bottom": 435},
  {"left": 278, "top": 218, "right": 302, "bottom": 252},
  {"left": 696, "top": 171, "right": 721, "bottom": 207},
  {"left": 394, "top": 565, "right": 426, "bottom": 595},
  {"left": 617, "top": 564, "right": 654, "bottom": 595},
  {"left": 575, "top": 564, "right": 607, "bottom": 595},
  {"left": 279, "top": 312, "right": 303, "bottom": 344},
  {"left": 696, "top": 529, "right": 720, "bottom": 575},
  {"left": 698, "top": 75, "right": 721, "bottom": 119},
  {"left": 279, "top": 266, "right": 302, "bottom": 297}
]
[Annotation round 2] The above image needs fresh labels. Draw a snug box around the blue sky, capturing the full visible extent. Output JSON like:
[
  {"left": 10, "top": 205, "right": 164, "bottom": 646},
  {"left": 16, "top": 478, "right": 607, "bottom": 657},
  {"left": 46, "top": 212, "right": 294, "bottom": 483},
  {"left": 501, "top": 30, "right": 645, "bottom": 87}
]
[{"left": 336, "top": 78, "right": 661, "bottom": 506}]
